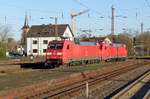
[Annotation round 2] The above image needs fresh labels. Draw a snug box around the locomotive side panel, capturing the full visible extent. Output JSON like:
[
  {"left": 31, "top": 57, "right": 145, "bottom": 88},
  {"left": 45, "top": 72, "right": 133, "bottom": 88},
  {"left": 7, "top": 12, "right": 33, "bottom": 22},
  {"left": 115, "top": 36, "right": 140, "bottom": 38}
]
[
  {"left": 101, "top": 44, "right": 110, "bottom": 60},
  {"left": 45, "top": 40, "right": 128, "bottom": 67},
  {"left": 65, "top": 44, "right": 101, "bottom": 64},
  {"left": 117, "top": 46, "right": 127, "bottom": 59},
  {"left": 109, "top": 44, "right": 127, "bottom": 61},
  {"left": 110, "top": 46, "right": 117, "bottom": 59}
]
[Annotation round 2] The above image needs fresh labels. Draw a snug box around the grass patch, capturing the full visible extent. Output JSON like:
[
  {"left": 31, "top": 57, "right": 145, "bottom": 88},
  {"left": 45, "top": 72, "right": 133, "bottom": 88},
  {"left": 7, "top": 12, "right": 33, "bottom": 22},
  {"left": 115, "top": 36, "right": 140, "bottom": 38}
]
[
  {"left": 59, "top": 62, "right": 113, "bottom": 72},
  {"left": 0, "top": 70, "right": 72, "bottom": 91},
  {"left": 0, "top": 62, "right": 121, "bottom": 91},
  {"left": 0, "top": 49, "right": 6, "bottom": 60},
  {"left": 78, "top": 62, "right": 112, "bottom": 71}
]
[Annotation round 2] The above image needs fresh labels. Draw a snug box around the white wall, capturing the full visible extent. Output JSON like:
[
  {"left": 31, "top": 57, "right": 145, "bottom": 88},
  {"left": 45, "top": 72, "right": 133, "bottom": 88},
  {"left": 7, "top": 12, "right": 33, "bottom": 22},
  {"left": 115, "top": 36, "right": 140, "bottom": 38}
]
[
  {"left": 63, "top": 26, "right": 74, "bottom": 41},
  {"left": 26, "top": 26, "right": 74, "bottom": 56},
  {"left": 27, "top": 37, "right": 61, "bottom": 56}
]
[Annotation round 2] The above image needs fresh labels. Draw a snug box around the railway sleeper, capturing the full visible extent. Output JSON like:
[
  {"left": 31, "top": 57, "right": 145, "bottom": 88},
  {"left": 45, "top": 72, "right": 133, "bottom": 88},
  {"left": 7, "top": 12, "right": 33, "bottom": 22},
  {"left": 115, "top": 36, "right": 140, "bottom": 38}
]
[{"left": 8, "top": 61, "right": 149, "bottom": 99}]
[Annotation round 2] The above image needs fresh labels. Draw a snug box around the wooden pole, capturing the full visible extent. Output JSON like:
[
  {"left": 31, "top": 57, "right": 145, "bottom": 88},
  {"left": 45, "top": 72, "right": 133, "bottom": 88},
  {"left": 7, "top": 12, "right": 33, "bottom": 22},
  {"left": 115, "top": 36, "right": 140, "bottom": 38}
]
[{"left": 86, "top": 81, "right": 89, "bottom": 98}]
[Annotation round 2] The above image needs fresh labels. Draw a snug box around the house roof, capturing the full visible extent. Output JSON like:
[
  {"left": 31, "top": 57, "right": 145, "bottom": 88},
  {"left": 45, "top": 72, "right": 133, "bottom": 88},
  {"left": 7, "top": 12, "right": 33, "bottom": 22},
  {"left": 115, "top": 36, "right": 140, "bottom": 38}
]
[{"left": 27, "top": 24, "right": 73, "bottom": 37}]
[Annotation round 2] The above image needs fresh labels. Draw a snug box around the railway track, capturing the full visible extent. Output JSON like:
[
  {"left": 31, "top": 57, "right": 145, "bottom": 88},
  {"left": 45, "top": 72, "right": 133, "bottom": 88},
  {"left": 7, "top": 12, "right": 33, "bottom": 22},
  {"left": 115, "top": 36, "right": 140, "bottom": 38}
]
[
  {"left": 0, "top": 60, "right": 149, "bottom": 99},
  {"left": 0, "top": 59, "right": 134, "bottom": 75},
  {"left": 43, "top": 62, "right": 149, "bottom": 99},
  {"left": 112, "top": 70, "right": 150, "bottom": 99},
  {"left": 14, "top": 61, "right": 149, "bottom": 99},
  {"left": 144, "top": 91, "right": 150, "bottom": 99},
  {"left": 0, "top": 57, "right": 45, "bottom": 65},
  {"left": 0, "top": 64, "right": 34, "bottom": 75},
  {"left": 0, "top": 60, "right": 42, "bottom": 65}
]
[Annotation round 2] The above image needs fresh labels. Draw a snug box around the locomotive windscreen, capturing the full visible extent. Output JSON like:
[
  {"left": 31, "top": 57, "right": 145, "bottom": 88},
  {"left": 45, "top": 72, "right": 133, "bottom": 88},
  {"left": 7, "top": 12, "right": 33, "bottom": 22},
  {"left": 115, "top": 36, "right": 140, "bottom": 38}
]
[{"left": 47, "top": 43, "right": 63, "bottom": 49}]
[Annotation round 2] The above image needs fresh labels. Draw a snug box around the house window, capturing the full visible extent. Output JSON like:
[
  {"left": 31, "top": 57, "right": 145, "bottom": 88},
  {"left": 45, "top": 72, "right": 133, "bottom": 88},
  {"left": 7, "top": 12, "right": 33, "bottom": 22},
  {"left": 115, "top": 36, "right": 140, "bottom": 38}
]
[
  {"left": 43, "top": 40, "right": 48, "bottom": 44},
  {"left": 33, "top": 49, "right": 37, "bottom": 53},
  {"left": 33, "top": 40, "right": 37, "bottom": 44},
  {"left": 43, "top": 49, "right": 47, "bottom": 53}
]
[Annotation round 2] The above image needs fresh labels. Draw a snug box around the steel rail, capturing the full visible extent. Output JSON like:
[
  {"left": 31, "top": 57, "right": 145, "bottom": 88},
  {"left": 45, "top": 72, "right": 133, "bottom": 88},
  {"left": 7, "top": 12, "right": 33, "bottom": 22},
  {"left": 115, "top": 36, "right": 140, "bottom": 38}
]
[
  {"left": 112, "top": 71, "right": 150, "bottom": 99},
  {"left": 144, "top": 90, "right": 150, "bottom": 99},
  {"left": 26, "top": 62, "right": 150, "bottom": 99},
  {"left": 0, "top": 61, "right": 149, "bottom": 99}
]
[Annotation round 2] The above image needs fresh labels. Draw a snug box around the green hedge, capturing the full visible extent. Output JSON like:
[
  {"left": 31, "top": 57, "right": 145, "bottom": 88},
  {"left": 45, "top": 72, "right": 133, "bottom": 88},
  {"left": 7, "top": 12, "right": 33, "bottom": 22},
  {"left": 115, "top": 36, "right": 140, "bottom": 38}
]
[{"left": 0, "top": 49, "right": 6, "bottom": 59}]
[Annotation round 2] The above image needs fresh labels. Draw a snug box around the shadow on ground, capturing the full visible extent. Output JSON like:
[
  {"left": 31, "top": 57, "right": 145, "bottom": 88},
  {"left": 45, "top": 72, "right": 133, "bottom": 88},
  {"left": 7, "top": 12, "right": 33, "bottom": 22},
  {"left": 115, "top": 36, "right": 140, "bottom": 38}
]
[{"left": 20, "top": 62, "right": 49, "bottom": 69}]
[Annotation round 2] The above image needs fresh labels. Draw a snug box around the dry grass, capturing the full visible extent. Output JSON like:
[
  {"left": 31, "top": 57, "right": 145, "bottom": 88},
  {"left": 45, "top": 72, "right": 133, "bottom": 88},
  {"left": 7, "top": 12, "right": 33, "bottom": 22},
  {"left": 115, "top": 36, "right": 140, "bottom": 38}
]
[{"left": 0, "top": 60, "right": 135, "bottom": 92}]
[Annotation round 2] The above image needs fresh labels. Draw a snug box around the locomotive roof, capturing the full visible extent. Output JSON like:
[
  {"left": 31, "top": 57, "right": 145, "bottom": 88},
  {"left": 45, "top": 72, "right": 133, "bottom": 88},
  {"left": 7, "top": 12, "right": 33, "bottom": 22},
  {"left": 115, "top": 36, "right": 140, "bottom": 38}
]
[
  {"left": 112, "top": 43, "right": 126, "bottom": 46},
  {"left": 79, "top": 41, "right": 96, "bottom": 45}
]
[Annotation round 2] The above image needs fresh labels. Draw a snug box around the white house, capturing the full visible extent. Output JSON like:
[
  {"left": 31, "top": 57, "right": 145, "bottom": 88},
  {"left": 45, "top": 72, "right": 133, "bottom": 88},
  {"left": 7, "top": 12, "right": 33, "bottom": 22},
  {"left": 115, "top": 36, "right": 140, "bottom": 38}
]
[{"left": 26, "top": 24, "right": 74, "bottom": 56}]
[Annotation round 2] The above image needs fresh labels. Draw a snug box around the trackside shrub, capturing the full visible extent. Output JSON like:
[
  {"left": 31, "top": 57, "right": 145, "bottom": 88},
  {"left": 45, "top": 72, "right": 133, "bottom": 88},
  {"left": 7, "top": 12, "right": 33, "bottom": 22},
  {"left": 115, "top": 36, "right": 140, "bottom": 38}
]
[{"left": 0, "top": 48, "right": 6, "bottom": 59}]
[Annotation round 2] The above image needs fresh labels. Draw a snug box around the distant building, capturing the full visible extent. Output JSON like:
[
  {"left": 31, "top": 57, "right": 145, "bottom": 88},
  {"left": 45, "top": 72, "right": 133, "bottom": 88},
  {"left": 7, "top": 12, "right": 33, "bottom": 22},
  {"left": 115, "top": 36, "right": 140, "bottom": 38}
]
[
  {"left": 26, "top": 24, "right": 74, "bottom": 56},
  {"left": 103, "top": 37, "right": 112, "bottom": 44},
  {"left": 21, "top": 14, "right": 30, "bottom": 50}
]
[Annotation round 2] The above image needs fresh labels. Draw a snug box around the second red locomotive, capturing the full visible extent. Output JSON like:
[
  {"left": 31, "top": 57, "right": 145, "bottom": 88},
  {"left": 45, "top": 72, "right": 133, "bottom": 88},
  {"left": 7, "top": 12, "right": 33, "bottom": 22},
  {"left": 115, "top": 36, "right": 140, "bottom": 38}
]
[{"left": 45, "top": 40, "right": 127, "bottom": 67}]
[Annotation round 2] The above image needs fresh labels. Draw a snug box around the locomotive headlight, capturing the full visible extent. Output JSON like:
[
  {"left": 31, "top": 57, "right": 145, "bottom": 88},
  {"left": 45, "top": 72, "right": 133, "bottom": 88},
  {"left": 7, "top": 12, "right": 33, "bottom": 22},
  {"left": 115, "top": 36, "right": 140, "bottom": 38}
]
[
  {"left": 47, "top": 52, "right": 52, "bottom": 55},
  {"left": 57, "top": 52, "right": 62, "bottom": 55}
]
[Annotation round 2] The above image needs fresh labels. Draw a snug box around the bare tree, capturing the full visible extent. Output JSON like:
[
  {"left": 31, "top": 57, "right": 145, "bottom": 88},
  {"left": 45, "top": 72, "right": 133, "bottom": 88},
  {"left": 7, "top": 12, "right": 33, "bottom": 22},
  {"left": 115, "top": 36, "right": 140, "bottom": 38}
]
[
  {"left": 7, "top": 38, "right": 18, "bottom": 51},
  {"left": 0, "top": 25, "right": 11, "bottom": 43},
  {"left": 0, "top": 25, "right": 12, "bottom": 54},
  {"left": 136, "top": 31, "right": 150, "bottom": 55},
  {"left": 118, "top": 33, "right": 134, "bottom": 56}
]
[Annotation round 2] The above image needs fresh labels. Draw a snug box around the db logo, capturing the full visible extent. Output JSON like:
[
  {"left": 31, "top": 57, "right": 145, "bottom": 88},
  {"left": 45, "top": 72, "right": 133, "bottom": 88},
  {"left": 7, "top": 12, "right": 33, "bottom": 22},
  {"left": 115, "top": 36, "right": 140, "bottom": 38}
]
[{"left": 53, "top": 51, "right": 56, "bottom": 55}]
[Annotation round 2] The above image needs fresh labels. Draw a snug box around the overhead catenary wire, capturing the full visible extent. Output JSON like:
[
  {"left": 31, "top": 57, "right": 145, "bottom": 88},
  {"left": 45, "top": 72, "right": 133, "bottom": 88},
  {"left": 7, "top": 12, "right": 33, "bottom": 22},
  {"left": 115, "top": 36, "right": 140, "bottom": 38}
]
[
  {"left": 1, "top": 3, "right": 61, "bottom": 14},
  {"left": 0, "top": 3, "right": 63, "bottom": 22},
  {"left": 72, "top": 0, "right": 103, "bottom": 16}
]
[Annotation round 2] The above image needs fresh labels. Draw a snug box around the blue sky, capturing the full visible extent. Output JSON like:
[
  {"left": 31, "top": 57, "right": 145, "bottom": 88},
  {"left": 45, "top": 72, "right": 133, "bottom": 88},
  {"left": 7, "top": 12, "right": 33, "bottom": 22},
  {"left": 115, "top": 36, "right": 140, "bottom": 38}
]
[{"left": 0, "top": 0, "right": 150, "bottom": 40}]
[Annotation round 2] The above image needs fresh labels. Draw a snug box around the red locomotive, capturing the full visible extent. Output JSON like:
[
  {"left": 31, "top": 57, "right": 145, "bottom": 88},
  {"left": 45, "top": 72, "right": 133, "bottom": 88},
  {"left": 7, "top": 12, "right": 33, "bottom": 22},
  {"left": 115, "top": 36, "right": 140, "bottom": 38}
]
[{"left": 45, "top": 40, "right": 127, "bottom": 67}]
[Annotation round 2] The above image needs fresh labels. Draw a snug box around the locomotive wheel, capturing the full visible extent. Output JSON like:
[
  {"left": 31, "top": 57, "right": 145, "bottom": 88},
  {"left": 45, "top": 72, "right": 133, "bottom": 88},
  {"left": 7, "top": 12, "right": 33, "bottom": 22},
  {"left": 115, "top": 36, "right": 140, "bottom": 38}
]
[
  {"left": 82, "top": 60, "right": 86, "bottom": 65},
  {"left": 97, "top": 60, "right": 100, "bottom": 63},
  {"left": 50, "top": 63, "right": 55, "bottom": 68},
  {"left": 79, "top": 61, "right": 82, "bottom": 65},
  {"left": 53, "top": 63, "right": 60, "bottom": 68},
  {"left": 85, "top": 60, "right": 88, "bottom": 64},
  {"left": 44, "top": 61, "right": 51, "bottom": 68},
  {"left": 67, "top": 63, "right": 71, "bottom": 66},
  {"left": 90, "top": 60, "right": 93, "bottom": 64},
  {"left": 44, "top": 62, "right": 48, "bottom": 67}
]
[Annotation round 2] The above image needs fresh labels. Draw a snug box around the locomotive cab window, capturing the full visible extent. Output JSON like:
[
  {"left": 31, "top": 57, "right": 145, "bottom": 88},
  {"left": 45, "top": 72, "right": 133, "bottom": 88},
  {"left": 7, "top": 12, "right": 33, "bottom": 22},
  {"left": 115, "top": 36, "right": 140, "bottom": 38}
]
[
  {"left": 57, "top": 44, "right": 63, "bottom": 49},
  {"left": 47, "top": 43, "right": 63, "bottom": 49},
  {"left": 48, "top": 44, "right": 55, "bottom": 49}
]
